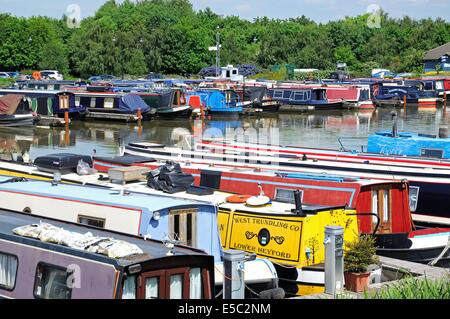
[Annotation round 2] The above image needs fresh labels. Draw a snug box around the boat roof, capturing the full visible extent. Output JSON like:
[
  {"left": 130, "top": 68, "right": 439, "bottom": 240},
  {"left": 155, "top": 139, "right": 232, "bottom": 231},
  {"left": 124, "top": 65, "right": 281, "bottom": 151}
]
[
  {"left": 0, "top": 175, "right": 213, "bottom": 213},
  {"left": 0, "top": 209, "right": 209, "bottom": 267}
]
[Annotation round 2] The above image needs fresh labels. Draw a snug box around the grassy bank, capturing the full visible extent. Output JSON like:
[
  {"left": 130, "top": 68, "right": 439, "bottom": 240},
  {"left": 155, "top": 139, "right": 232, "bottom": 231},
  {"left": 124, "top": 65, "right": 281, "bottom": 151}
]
[{"left": 365, "top": 276, "right": 450, "bottom": 299}]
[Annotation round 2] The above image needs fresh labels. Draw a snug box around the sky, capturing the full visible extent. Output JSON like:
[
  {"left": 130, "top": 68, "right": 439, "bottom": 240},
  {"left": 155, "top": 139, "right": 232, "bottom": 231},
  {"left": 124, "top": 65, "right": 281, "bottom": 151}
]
[{"left": 0, "top": 0, "right": 449, "bottom": 22}]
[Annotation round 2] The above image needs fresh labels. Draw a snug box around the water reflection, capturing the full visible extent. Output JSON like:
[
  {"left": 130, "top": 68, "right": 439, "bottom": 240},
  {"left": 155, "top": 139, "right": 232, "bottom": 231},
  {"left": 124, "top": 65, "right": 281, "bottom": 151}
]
[{"left": 0, "top": 105, "right": 449, "bottom": 160}]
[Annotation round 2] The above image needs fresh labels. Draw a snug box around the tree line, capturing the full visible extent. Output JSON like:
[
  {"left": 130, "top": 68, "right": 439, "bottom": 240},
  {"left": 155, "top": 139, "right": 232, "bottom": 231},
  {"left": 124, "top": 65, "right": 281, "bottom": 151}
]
[{"left": 0, "top": 0, "right": 449, "bottom": 78}]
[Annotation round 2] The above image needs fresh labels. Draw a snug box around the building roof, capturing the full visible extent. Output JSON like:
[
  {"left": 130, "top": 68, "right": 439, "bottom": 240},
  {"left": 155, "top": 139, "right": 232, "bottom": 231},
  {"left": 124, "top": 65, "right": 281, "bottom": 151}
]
[{"left": 424, "top": 42, "right": 450, "bottom": 60}]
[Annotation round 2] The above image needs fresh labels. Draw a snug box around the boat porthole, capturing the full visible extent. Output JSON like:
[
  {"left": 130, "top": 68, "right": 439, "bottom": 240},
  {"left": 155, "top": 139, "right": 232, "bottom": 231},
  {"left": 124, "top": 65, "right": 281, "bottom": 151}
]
[{"left": 23, "top": 207, "right": 32, "bottom": 214}]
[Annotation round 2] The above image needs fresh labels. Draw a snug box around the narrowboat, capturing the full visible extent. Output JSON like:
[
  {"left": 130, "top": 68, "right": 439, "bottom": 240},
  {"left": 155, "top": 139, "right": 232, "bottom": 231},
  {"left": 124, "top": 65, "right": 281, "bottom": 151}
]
[
  {"left": 139, "top": 89, "right": 192, "bottom": 119},
  {"left": 0, "top": 209, "right": 215, "bottom": 299},
  {"left": 123, "top": 141, "right": 450, "bottom": 219},
  {"left": 268, "top": 87, "right": 344, "bottom": 110},
  {"left": 16, "top": 80, "right": 83, "bottom": 91},
  {"left": 239, "top": 86, "right": 281, "bottom": 113},
  {"left": 187, "top": 90, "right": 244, "bottom": 116},
  {"left": 91, "top": 157, "right": 450, "bottom": 268},
  {"left": 73, "top": 90, "right": 154, "bottom": 122},
  {"left": 0, "top": 94, "right": 38, "bottom": 127},
  {"left": 0, "top": 89, "right": 86, "bottom": 121},
  {"left": 0, "top": 175, "right": 280, "bottom": 297},
  {"left": 372, "top": 81, "right": 442, "bottom": 107},
  {"left": 367, "top": 130, "right": 450, "bottom": 159}
]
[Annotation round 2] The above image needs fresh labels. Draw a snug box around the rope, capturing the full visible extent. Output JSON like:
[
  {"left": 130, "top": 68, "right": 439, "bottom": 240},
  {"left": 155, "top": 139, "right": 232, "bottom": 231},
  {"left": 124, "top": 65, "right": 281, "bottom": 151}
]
[
  {"left": 428, "top": 235, "right": 450, "bottom": 266},
  {"left": 214, "top": 265, "right": 261, "bottom": 298}
]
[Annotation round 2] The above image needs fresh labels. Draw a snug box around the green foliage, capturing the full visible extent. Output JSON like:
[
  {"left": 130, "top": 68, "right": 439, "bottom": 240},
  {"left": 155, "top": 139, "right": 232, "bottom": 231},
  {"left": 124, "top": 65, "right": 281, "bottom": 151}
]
[
  {"left": 2, "top": 1, "right": 450, "bottom": 77},
  {"left": 344, "top": 235, "right": 378, "bottom": 273},
  {"left": 0, "top": 78, "right": 14, "bottom": 87},
  {"left": 366, "top": 276, "right": 450, "bottom": 299}
]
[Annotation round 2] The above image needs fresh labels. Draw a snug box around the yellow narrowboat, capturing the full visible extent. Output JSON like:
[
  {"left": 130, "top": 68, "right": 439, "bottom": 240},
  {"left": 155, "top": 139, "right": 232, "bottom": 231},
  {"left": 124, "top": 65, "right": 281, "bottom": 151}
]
[{"left": 217, "top": 196, "right": 359, "bottom": 297}]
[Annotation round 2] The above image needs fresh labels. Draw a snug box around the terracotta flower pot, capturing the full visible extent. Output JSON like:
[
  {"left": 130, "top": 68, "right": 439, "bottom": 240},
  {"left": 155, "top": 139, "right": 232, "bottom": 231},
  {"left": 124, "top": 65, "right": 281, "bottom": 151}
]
[{"left": 344, "top": 272, "right": 370, "bottom": 292}]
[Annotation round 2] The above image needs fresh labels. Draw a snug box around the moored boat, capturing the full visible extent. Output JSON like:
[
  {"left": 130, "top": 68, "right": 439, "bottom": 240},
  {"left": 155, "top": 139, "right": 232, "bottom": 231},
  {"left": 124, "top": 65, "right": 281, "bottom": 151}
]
[
  {"left": 0, "top": 209, "right": 215, "bottom": 299},
  {"left": 0, "top": 94, "right": 38, "bottom": 127}
]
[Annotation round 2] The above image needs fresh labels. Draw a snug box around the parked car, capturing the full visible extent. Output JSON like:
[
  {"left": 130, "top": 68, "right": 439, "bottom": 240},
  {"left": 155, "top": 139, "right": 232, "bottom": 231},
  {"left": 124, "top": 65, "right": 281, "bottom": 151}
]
[
  {"left": 0, "top": 72, "right": 11, "bottom": 79},
  {"left": 88, "top": 74, "right": 116, "bottom": 82},
  {"left": 40, "top": 70, "right": 64, "bottom": 81}
]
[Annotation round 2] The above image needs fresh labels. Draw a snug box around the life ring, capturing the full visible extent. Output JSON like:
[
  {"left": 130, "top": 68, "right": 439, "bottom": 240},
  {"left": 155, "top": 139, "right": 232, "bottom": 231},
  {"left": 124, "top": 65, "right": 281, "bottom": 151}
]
[
  {"left": 226, "top": 194, "right": 252, "bottom": 204},
  {"left": 246, "top": 195, "right": 272, "bottom": 207},
  {"left": 32, "top": 71, "right": 41, "bottom": 80}
]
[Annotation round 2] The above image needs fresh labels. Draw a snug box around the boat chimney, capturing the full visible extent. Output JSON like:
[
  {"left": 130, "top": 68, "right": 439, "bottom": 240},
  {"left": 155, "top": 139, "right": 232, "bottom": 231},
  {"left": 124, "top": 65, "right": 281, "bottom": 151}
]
[
  {"left": 391, "top": 111, "right": 398, "bottom": 138},
  {"left": 439, "top": 127, "right": 448, "bottom": 139},
  {"left": 292, "top": 190, "right": 306, "bottom": 216}
]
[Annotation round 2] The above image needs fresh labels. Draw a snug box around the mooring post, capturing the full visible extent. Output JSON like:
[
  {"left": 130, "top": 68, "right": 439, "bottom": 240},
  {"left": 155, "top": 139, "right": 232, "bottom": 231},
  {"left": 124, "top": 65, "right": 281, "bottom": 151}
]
[
  {"left": 64, "top": 111, "right": 69, "bottom": 129},
  {"left": 403, "top": 95, "right": 407, "bottom": 113},
  {"left": 324, "top": 226, "right": 344, "bottom": 296},
  {"left": 223, "top": 250, "right": 246, "bottom": 299}
]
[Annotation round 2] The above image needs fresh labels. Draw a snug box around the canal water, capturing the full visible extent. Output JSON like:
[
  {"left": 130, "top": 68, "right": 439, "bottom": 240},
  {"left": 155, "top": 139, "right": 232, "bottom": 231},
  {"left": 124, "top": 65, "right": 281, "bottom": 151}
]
[{"left": 1, "top": 106, "right": 450, "bottom": 161}]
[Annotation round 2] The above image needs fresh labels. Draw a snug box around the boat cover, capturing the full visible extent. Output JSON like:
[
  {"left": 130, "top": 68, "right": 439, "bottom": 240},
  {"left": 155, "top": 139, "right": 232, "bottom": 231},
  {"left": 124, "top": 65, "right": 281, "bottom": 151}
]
[
  {"left": 0, "top": 94, "right": 29, "bottom": 115},
  {"left": 13, "top": 222, "right": 143, "bottom": 259},
  {"left": 34, "top": 153, "right": 93, "bottom": 173},
  {"left": 120, "top": 94, "right": 151, "bottom": 113}
]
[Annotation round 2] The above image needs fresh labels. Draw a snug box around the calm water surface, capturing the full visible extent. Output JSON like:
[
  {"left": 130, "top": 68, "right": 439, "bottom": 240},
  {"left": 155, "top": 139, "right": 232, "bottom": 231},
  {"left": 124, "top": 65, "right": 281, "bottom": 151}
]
[{"left": 1, "top": 106, "right": 450, "bottom": 161}]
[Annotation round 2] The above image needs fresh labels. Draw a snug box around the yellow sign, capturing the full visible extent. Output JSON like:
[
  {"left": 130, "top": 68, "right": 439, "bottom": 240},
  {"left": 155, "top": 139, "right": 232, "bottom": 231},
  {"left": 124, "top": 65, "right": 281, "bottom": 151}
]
[{"left": 221, "top": 211, "right": 304, "bottom": 263}]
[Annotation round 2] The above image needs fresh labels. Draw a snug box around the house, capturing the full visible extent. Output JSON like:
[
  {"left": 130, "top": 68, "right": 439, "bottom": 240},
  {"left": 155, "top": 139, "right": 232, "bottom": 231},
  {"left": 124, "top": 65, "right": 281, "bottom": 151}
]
[{"left": 423, "top": 42, "right": 450, "bottom": 73}]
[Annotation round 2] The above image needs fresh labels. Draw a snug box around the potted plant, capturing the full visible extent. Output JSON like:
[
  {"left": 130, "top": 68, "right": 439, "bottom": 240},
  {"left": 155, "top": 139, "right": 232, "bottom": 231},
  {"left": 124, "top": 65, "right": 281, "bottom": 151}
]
[{"left": 344, "top": 234, "right": 379, "bottom": 292}]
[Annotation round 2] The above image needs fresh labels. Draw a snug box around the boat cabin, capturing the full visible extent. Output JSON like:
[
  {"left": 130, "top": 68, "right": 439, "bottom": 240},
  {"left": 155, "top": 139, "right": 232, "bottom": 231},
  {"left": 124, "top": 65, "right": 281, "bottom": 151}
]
[
  {"left": 0, "top": 209, "right": 214, "bottom": 299},
  {"left": 0, "top": 89, "right": 86, "bottom": 117}
]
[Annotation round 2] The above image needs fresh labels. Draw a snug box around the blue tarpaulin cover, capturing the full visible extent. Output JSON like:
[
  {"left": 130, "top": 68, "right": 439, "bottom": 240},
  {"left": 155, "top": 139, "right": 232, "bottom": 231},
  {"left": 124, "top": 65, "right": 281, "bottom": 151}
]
[{"left": 120, "top": 94, "right": 151, "bottom": 113}]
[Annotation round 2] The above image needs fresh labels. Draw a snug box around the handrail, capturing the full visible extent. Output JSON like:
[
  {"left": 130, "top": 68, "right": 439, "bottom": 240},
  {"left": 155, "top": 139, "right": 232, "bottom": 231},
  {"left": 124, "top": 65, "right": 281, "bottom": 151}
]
[
  {"left": 346, "top": 212, "right": 380, "bottom": 236},
  {"left": 337, "top": 136, "right": 369, "bottom": 152}
]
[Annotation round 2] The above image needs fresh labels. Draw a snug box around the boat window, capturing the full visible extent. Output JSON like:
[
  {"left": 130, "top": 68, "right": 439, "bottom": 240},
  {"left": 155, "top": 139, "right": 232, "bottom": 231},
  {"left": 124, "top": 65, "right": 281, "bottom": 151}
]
[
  {"left": 409, "top": 186, "right": 420, "bottom": 212},
  {"left": 169, "top": 209, "right": 198, "bottom": 247},
  {"left": 372, "top": 188, "right": 392, "bottom": 231},
  {"left": 0, "top": 252, "right": 18, "bottom": 291},
  {"left": 34, "top": 263, "right": 72, "bottom": 299},
  {"left": 104, "top": 98, "right": 114, "bottom": 109},
  {"left": 283, "top": 91, "right": 291, "bottom": 99},
  {"left": 77, "top": 215, "right": 105, "bottom": 229},
  {"left": 383, "top": 190, "right": 390, "bottom": 222},
  {"left": 273, "top": 90, "right": 284, "bottom": 99},
  {"left": 371, "top": 190, "right": 378, "bottom": 224},
  {"left": 122, "top": 275, "right": 136, "bottom": 299},
  {"left": 189, "top": 268, "right": 203, "bottom": 299},
  {"left": 169, "top": 274, "right": 184, "bottom": 299},
  {"left": 275, "top": 188, "right": 303, "bottom": 204},
  {"left": 59, "top": 95, "right": 69, "bottom": 110},
  {"left": 90, "top": 98, "right": 96, "bottom": 108},
  {"left": 145, "top": 277, "right": 160, "bottom": 299},
  {"left": 74, "top": 96, "right": 80, "bottom": 107}
]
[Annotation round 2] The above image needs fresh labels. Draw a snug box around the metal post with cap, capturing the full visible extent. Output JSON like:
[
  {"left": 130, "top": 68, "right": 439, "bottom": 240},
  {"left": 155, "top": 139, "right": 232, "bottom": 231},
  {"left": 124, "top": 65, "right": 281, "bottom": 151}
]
[
  {"left": 324, "top": 225, "right": 345, "bottom": 296},
  {"left": 223, "top": 250, "right": 246, "bottom": 299}
]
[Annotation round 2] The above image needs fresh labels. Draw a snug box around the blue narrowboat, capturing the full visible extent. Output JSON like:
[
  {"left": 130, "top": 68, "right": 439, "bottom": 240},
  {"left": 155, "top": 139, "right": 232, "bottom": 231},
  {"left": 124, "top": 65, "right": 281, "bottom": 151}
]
[
  {"left": 72, "top": 90, "right": 154, "bottom": 121},
  {"left": 368, "top": 130, "right": 450, "bottom": 159},
  {"left": 268, "top": 87, "right": 344, "bottom": 110},
  {"left": 372, "top": 81, "right": 442, "bottom": 107},
  {"left": 186, "top": 90, "right": 244, "bottom": 116}
]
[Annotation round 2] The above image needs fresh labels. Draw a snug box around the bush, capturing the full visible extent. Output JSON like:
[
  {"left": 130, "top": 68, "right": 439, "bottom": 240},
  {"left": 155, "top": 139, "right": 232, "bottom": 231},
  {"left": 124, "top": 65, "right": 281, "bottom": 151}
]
[{"left": 344, "top": 235, "right": 378, "bottom": 273}]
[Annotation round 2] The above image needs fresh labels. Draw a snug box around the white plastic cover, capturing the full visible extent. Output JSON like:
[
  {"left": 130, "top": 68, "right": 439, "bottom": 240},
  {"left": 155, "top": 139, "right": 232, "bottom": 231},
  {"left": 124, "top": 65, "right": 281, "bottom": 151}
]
[{"left": 13, "top": 222, "right": 143, "bottom": 259}]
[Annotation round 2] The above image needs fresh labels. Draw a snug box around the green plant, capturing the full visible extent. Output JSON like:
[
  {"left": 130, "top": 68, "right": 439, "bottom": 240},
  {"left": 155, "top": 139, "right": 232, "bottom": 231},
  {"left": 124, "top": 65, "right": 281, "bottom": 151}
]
[
  {"left": 366, "top": 275, "right": 450, "bottom": 299},
  {"left": 344, "top": 235, "right": 378, "bottom": 273}
]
